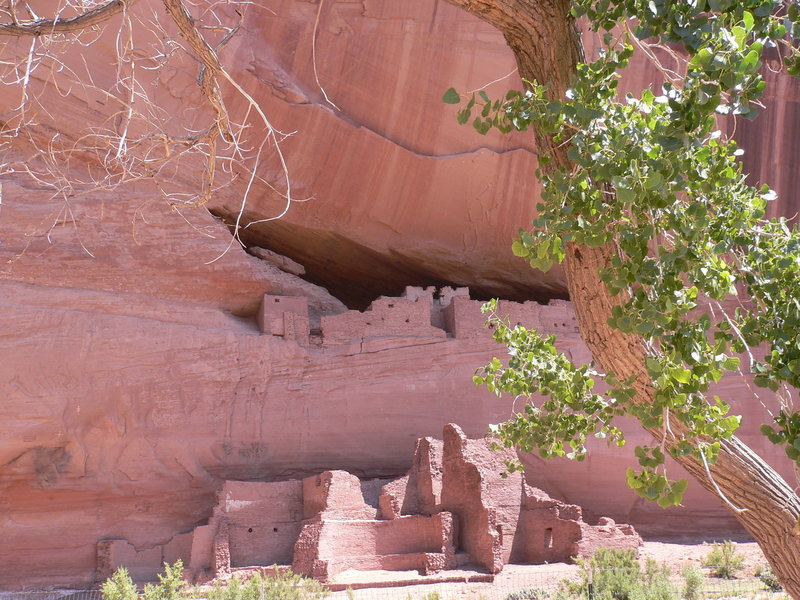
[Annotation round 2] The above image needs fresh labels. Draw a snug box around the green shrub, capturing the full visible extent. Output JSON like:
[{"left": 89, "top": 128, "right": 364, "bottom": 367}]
[
  {"left": 702, "top": 541, "right": 745, "bottom": 579},
  {"left": 552, "top": 577, "right": 582, "bottom": 600},
  {"left": 504, "top": 589, "right": 550, "bottom": 600},
  {"left": 564, "top": 548, "right": 677, "bottom": 600},
  {"left": 206, "top": 577, "right": 240, "bottom": 600},
  {"left": 101, "top": 567, "right": 138, "bottom": 600},
  {"left": 681, "top": 566, "right": 704, "bottom": 600},
  {"left": 206, "top": 569, "right": 329, "bottom": 600},
  {"left": 266, "top": 569, "right": 328, "bottom": 599},
  {"left": 638, "top": 558, "right": 677, "bottom": 600},
  {"left": 755, "top": 564, "right": 783, "bottom": 592},
  {"left": 143, "top": 560, "right": 187, "bottom": 600},
  {"left": 582, "top": 547, "right": 641, "bottom": 600}
]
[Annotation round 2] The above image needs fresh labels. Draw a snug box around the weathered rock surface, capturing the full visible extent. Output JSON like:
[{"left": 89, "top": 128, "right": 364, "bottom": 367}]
[
  {"left": 2, "top": 2, "right": 797, "bottom": 305},
  {"left": 1, "top": 285, "right": 794, "bottom": 588},
  {"left": 1, "top": 0, "right": 798, "bottom": 592}
]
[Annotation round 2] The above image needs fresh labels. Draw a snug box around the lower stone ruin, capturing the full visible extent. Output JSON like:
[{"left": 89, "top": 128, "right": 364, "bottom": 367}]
[{"left": 96, "top": 424, "right": 641, "bottom": 583}]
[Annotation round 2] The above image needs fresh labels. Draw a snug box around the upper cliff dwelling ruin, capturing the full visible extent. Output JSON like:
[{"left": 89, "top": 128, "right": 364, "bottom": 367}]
[{"left": 253, "top": 285, "right": 578, "bottom": 347}]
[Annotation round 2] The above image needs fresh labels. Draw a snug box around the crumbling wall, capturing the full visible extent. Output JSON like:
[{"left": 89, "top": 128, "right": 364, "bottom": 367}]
[
  {"left": 104, "top": 424, "right": 640, "bottom": 585},
  {"left": 258, "top": 286, "right": 578, "bottom": 349},
  {"left": 220, "top": 481, "right": 304, "bottom": 568},
  {"left": 95, "top": 533, "right": 193, "bottom": 583},
  {"left": 573, "top": 517, "right": 641, "bottom": 558},
  {"left": 379, "top": 436, "right": 443, "bottom": 519},
  {"left": 320, "top": 290, "right": 446, "bottom": 346},
  {"left": 302, "top": 471, "right": 376, "bottom": 519},
  {"left": 443, "top": 296, "right": 578, "bottom": 339},
  {"left": 257, "top": 295, "right": 310, "bottom": 345},
  {"left": 292, "top": 469, "right": 456, "bottom": 580},
  {"left": 439, "top": 424, "right": 515, "bottom": 573},
  {"left": 292, "top": 513, "right": 457, "bottom": 580},
  {"left": 379, "top": 424, "right": 642, "bottom": 574},
  {"left": 513, "top": 488, "right": 585, "bottom": 564}
]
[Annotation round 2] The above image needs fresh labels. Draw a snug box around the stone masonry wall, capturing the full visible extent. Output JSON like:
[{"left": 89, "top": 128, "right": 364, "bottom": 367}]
[{"left": 259, "top": 286, "right": 577, "bottom": 347}]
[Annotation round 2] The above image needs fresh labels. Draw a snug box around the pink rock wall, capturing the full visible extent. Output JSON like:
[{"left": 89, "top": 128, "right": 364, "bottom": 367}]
[
  {"left": 3, "top": 2, "right": 794, "bottom": 307},
  {"left": 1, "top": 281, "right": 795, "bottom": 589},
  {"left": 2, "top": 277, "right": 795, "bottom": 589},
  {"left": 1, "top": 0, "right": 798, "bottom": 590}
]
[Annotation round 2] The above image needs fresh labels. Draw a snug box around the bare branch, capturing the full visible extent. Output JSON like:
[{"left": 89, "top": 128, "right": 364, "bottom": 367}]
[
  {"left": 1, "top": 0, "right": 295, "bottom": 259},
  {"left": 0, "top": 0, "right": 137, "bottom": 37},
  {"left": 162, "top": 0, "right": 232, "bottom": 140}
]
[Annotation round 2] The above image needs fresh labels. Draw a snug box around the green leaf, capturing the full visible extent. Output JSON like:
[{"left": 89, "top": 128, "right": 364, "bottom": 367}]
[
  {"left": 670, "top": 367, "right": 692, "bottom": 384},
  {"left": 732, "top": 26, "right": 746, "bottom": 49},
  {"left": 690, "top": 48, "right": 713, "bottom": 70},
  {"left": 442, "top": 87, "right": 461, "bottom": 104},
  {"left": 644, "top": 171, "right": 664, "bottom": 190},
  {"left": 739, "top": 49, "right": 760, "bottom": 74},
  {"left": 511, "top": 240, "right": 529, "bottom": 258},
  {"left": 617, "top": 187, "right": 636, "bottom": 204},
  {"left": 626, "top": 468, "right": 643, "bottom": 489},
  {"left": 645, "top": 357, "right": 662, "bottom": 375},
  {"left": 722, "top": 356, "right": 740, "bottom": 371},
  {"left": 472, "top": 117, "right": 492, "bottom": 135},
  {"left": 742, "top": 10, "right": 754, "bottom": 31},
  {"left": 656, "top": 494, "right": 676, "bottom": 508}
]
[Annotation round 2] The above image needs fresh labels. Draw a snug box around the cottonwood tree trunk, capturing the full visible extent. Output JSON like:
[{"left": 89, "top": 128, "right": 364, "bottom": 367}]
[{"left": 443, "top": 0, "right": 800, "bottom": 596}]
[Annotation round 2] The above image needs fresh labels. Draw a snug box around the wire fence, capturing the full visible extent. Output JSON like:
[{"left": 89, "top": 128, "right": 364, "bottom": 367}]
[
  {"left": 0, "top": 569, "right": 787, "bottom": 600},
  {"left": 324, "top": 572, "right": 785, "bottom": 600}
]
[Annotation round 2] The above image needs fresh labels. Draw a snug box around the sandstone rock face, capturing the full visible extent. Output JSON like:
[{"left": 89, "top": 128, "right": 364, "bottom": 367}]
[
  {"left": 1, "top": 1, "right": 796, "bottom": 307},
  {"left": 0, "top": 0, "right": 559, "bottom": 308},
  {"left": 0, "top": 280, "right": 794, "bottom": 589},
  {"left": 1, "top": 0, "right": 799, "bottom": 591}
]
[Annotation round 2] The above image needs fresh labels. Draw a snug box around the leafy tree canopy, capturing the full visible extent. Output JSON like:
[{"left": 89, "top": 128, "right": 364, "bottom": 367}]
[{"left": 445, "top": 0, "right": 800, "bottom": 509}]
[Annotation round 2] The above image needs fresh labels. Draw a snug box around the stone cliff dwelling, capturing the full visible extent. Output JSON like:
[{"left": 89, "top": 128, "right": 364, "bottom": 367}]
[
  {"left": 96, "top": 424, "right": 640, "bottom": 584},
  {"left": 255, "top": 284, "right": 579, "bottom": 347}
]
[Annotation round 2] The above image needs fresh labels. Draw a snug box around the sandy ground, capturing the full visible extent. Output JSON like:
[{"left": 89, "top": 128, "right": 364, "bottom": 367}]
[
  {"left": 327, "top": 540, "right": 775, "bottom": 600},
  {"left": 640, "top": 540, "right": 767, "bottom": 574}
]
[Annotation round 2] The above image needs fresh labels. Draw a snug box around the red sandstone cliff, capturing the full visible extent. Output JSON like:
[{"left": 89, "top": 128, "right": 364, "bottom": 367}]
[{"left": 0, "top": 0, "right": 798, "bottom": 590}]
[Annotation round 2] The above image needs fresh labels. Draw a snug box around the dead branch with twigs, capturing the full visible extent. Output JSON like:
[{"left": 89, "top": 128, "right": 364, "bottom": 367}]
[{"left": 0, "top": 0, "right": 292, "bottom": 258}]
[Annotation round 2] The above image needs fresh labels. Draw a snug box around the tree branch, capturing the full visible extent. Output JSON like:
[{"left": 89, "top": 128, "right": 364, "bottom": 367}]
[
  {"left": 0, "top": 0, "right": 136, "bottom": 37},
  {"left": 161, "top": 0, "right": 231, "bottom": 141}
]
